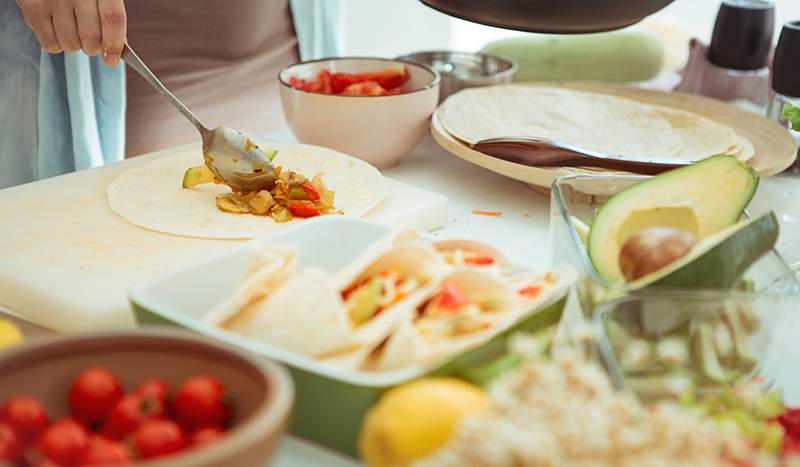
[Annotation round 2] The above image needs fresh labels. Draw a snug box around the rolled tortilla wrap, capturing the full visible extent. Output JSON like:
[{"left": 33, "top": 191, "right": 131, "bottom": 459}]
[
  {"left": 202, "top": 245, "right": 296, "bottom": 326},
  {"left": 432, "top": 239, "right": 511, "bottom": 275},
  {"left": 213, "top": 243, "right": 448, "bottom": 357},
  {"left": 373, "top": 270, "right": 517, "bottom": 371}
]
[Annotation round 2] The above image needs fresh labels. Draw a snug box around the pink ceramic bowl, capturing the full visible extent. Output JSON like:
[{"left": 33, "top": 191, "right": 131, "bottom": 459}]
[
  {"left": 279, "top": 57, "right": 441, "bottom": 170},
  {"left": 0, "top": 329, "right": 294, "bottom": 467}
]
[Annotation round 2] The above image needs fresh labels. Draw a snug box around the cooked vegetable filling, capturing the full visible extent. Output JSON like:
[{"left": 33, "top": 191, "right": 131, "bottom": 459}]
[
  {"left": 343, "top": 269, "right": 421, "bottom": 327},
  {"left": 416, "top": 281, "right": 503, "bottom": 341},
  {"left": 182, "top": 156, "right": 337, "bottom": 222},
  {"left": 440, "top": 249, "right": 496, "bottom": 268}
]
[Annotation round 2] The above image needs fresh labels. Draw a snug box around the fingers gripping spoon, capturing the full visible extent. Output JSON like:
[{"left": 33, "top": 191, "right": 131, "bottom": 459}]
[{"left": 121, "top": 43, "right": 278, "bottom": 192}]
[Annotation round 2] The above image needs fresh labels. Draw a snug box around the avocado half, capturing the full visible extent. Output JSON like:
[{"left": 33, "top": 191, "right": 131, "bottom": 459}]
[
  {"left": 628, "top": 212, "right": 779, "bottom": 290},
  {"left": 588, "top": 155, "right": 760, "bottom": 283}
]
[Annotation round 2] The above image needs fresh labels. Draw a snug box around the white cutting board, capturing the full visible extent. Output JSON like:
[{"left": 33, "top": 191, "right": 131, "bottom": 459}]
[{"left": 0, "top": 143, "right": 447, "bottom": 333}]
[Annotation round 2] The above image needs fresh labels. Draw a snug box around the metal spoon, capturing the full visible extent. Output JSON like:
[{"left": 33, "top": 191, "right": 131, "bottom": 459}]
[
  {"left": 473, "top": 136, "right": 695, "bottom": 175},
  {"left": 121, "top": 44, "right": 277, "bottom": 192}
]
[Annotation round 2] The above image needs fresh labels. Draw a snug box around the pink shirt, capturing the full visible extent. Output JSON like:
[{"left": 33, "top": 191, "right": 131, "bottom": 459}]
[{"left": 124, "top": 0, "right": 299, "bottom": 157}]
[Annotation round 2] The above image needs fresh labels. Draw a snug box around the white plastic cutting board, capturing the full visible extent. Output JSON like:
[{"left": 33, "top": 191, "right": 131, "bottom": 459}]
[{"left": 0, "top": 143, "right": 447, "bottom": 332}]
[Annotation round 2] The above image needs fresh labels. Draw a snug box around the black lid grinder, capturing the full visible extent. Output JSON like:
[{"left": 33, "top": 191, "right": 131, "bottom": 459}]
[
  {"left": 709, "top": 0, "right": 774, "bottom": 70},
  {"left": 773, "top": 21, "right": 800, "bottom": 98}
]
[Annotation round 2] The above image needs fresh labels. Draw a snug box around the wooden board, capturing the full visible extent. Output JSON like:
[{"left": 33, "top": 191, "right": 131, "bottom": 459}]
[
  {"left": 0, "top": 143, "right": 448, "bottom": 333},
  {"left": 431, "top": 82, "right": 798, "bottom": 189}
]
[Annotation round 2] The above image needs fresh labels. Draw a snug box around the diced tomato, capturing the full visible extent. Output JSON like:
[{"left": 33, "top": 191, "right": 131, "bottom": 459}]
[
  {"left": 464, "top": 255, "right": 495, "bottom": 266},
  {"left": 289, "top": 65, "right": 409, "bottom": 95},
  {"left": 435, "top": 281, "right": 470, "bottom": 311},
  {"left": 350, "top": 64, "right": 409, "bottom": 90},
  {"left": 519, "top": 284, "right": 543, "bottom": 298},
  {"left": 301, "top": 183, "right": 321, "bottom": 201},
  {"left": 287, "top": 201, "right": 321, "bottom": 218},
  {"left": 341, "top": 81, "right": 389, "bottom": 96},
  {"left": 330, "top": 73, "right": 358, "bottom": 94}
]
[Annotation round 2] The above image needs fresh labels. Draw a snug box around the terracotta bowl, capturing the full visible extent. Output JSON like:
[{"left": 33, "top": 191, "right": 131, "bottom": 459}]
[
  {"left": 279, "top": 57, "right": 441, "bottom": 170},
  {"left": 0, "top": 329, "right": 294, "bottom": 467}
]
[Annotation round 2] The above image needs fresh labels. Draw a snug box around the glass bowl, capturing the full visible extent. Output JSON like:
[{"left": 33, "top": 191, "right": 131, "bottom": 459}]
[{"left": 550, "top": 173, "right": 800, "bottom": 316}]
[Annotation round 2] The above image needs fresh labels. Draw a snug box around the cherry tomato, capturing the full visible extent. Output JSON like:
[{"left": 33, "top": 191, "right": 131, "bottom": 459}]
[
  {"left": 435, "top": 281, "right": 470, "bottom": 310},
  {"left": 83, "top": 435, "right": 132, "bottom": 465},
  {"left": 0, "top": 396, "right": 49, "bottom": 442},
  {"left": 0, "top": 422, "right": 22, "bottom": 462},
  {"left": 69, "top": 368, "right": 123, "bottom": 426},
  {"left": 37, "top": 419, "right": 90, "bottom": 466},
  {"left": 301, "top": 183, "right": 321, "bottom": 201},
  {"left": 132, "top": 419, "right": 187, "bottom": 459},
  {"left": 174, "top": 376, "right": 230, "bottom": 430},
  {"left": 102, "top": 393, "right": 164, "bottom": 440},
  {"left": 190, "top": 426, "right": 225, "bottom": 448},
  {"left": 286, "top": 201, "right": 321, "bottom": 218},
  {"left": 135, "top": 379, "right": 170, "bottom": 406}
]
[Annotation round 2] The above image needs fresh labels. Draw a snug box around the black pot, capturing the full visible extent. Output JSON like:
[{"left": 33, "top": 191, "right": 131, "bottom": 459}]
[{"left": 420, "top": 0, "right": 676, "bottom": 34}]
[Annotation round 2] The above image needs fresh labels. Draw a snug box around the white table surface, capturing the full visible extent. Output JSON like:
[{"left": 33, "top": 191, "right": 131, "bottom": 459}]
[{"left": 4, "top": 130, "right": 800, "bottom": 467}]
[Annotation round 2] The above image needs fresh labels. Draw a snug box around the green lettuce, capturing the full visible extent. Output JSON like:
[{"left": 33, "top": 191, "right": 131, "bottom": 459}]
[{"left": 782, "top": 103, "right": 800, "bottom": 131}]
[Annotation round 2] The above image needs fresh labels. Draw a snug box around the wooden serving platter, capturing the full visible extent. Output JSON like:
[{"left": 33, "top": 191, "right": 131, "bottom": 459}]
[{"left": 431, "top": 82, "right": 798, "bottom": 190}]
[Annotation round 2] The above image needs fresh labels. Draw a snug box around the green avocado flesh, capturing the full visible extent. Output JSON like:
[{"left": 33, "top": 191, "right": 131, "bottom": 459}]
[
  {"left": 349, "top": 277, "right": 382, "bottom": 326},
  {"left": 182, "top": 165, "right": 216, "bottom": 188},
  {"left": 628, "top": 212, "right": 778, "bottom": 290},
  {"left": 588, "top": 155, "right": 759, "bottom": 283}
]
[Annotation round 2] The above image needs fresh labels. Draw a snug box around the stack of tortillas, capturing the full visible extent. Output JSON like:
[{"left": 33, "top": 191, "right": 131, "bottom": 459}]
[{"left": 440, "top": 85, "right": 754, "bottom": 163}]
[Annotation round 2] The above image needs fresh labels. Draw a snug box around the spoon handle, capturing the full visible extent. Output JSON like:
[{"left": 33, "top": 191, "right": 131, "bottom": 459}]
[
  {"left": 472, "top": 139, "right": 684, "bottom": 175},
  {"left": 121, "top": 43, "right": 209, "bottom": 135}
]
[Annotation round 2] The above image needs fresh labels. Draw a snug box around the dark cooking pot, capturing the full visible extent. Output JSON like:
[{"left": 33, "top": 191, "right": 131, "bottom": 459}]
[{"left": 420, "top": 0, "right": 676, "bottom": 33}]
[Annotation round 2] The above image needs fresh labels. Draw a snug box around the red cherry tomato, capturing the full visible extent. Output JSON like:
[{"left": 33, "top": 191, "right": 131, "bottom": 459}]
[
  {"left": 286, "top": 201, "right": 321, "bottom": 218},
  {"left": 435, "top": 281, "right": 470, "bottom": 310},
  {"left": 132, "top": 419, "right": 187, "bottom": 459},
  {"left": 0, "top": 422, "right": 22, "bottom": 462},
  {"left": 102, "top": 393, "right": 164, "bottom": 440},
  {"left": 190, "top": 425, "right": 225, "bottom": 448},
  {"left": 174, "top": 376, "right": 230, "bottom": 430},
  {"left": 135, "top": 379, "right": 170, "bottom": 406},
  {"left": 37, "top": 419, "right": 90, "bottom": 466},
  {"left": 0, "top": 396, "right": 49, "bottom": 442},
  {"left": 83, "top": 435, "right": 132, "bottom": 465},
  {"left": 68, "top": 368, "right": 124, "bottom": 426}
]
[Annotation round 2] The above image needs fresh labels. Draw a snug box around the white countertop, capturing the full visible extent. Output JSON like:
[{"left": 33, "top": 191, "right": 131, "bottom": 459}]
[{"left": 4, "top": 130, "right": 800, "bottom": 467}]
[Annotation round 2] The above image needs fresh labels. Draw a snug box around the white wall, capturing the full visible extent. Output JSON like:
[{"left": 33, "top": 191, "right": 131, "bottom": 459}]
[{"left": 340, "top": 0, "right": 800, "bottom": 57}]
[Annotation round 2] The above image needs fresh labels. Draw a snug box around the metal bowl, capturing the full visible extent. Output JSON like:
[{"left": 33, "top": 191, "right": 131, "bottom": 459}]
[
  {"left": 420, "top": 0, "right": 675, "bottom": 34},
  {"left": 397, "top": 51, "right": 517, "bottom": 102}
]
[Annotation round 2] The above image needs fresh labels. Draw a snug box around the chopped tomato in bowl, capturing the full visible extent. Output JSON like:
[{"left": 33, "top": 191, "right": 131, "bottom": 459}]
[{"left": 287, "top": 64, "right": 410, "bottom": 96}]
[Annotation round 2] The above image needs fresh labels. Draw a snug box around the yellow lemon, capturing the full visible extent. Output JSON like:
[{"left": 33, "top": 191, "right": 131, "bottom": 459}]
[
  {"left": 0, "top": 319, "right": 23, "bottom": 350},
  {"left": 359, "top": 377, "right": 489, "bottom": 467}
]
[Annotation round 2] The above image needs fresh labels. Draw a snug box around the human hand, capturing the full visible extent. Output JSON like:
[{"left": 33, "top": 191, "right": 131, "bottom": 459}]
[{"left": 15, "top": 0, "right": 127, "bottom": 66}]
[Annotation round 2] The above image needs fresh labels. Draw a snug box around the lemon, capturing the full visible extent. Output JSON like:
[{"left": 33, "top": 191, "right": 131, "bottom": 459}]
[
  {"left": 0, "top": 319, "right": 23, "bottom": 350},
  {"left": 359, "top": 377, "right": 489, "bottom": 467}
]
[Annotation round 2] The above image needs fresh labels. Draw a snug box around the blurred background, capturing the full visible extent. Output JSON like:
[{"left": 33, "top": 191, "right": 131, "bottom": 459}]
[{"left": 340, "top": 0, "right": 800, "bottom": 66}]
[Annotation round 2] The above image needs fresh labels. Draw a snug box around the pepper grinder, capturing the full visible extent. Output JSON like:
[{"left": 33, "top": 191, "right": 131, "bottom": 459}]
[
  {"left": 675, "top": 0, "right": 774, "bottom": 108},
  {"left": 767, "top": 21, "right": 800, "bottom": 173}
]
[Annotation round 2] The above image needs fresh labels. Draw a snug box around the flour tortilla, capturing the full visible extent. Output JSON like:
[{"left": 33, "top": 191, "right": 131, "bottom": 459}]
[
  {"left": 209, "top": 243, "right": 446, "bottom": 358},
  {"left": 372, "top": 270, "right": 517, "bottom": 371},
  {"left": 371, "top": 266, "right": 576, "bottom": 372},
  {"left": 107, "top": 142, "right": 388, "bottom": 240},
  {"left": 441, "top": 85, "right": 747, "bottom": 162}
]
